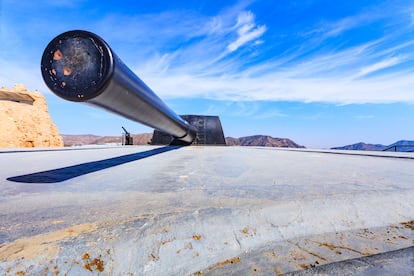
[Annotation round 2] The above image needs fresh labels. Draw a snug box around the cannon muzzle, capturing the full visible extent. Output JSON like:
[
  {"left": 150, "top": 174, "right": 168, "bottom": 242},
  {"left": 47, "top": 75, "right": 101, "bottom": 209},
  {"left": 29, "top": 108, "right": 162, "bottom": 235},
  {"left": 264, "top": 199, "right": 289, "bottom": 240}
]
[{"left": 41, "top": 30, "right": 196, "bottom": 144}]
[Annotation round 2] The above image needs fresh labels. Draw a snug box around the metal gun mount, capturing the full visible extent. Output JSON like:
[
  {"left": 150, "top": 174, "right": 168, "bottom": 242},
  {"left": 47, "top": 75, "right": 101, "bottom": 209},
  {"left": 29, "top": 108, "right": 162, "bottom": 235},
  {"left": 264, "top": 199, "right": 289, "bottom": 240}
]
[
  {"left": 41, "top": 30, "right": 225, "bottom": 146},
  {"left": 121, "top": 127, "right": 133, "bottom": 146}
]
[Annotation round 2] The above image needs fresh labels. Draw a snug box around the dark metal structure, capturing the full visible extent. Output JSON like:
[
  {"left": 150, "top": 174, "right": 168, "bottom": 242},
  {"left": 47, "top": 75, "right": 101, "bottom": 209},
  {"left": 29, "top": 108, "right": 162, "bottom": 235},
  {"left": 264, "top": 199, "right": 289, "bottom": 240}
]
[
  {"left": 151, "top": 115, "right": 226, "bottom": 145},
  {"left": 121, "top": 127, "right": 133, "bottom": 146},
  {"left": 382, "top": 145, "right": 414, "bottom": 152},
  {"left": 40, "top": 30, "right": 225, "bottom": 146},
  {"left": 41, "top": 30, "right": 196, "bottom": 145}
]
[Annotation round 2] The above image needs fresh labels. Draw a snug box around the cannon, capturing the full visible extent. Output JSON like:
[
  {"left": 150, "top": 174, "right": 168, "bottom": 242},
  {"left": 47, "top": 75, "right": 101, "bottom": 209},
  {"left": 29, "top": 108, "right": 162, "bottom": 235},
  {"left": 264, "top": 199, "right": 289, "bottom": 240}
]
[
  {"left": 121, "top": 126, "right": 133, "bottom": 146},
  {"left": 41, "top": 30, "right": 225, "bottom": 146}
]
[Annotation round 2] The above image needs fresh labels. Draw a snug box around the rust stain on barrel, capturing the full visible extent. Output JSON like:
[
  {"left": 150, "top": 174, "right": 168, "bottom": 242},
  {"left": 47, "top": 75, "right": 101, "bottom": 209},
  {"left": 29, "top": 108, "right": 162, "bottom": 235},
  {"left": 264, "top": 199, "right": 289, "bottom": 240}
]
[
  {"left": 53, "top": 50, "right": 62, "bottom": 60},
  {"left": 63, "top": 67, "right": 71, "bottom": 76}
]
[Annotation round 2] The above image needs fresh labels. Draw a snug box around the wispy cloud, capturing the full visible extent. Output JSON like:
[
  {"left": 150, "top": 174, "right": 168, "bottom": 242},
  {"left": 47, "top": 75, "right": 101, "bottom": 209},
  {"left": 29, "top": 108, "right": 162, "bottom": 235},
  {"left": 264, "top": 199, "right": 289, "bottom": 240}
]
[
  {"left": 227, "top": 11, "right": 267, "bottom": 52},
  {"left": 2, "top": 1, "right": 414, "bottom": 105},
  {"left": 303, "top": 15, "right": 364, "bottom": 40},
  {"left": 253, "top": 109, "right": 288, "bottom": 119},
  {"left": 139, "top": 29, "right": 414, "bottom": 104},
  {"left": 352, "top": 56, "right": 403, "bottom": 79},
  {"left": 132, "top": 3, "right": 414, "bottom": 104},
  {"left": 0, "top": 59, "right": 45, "bottom": 93},
  {"left": 354, "top": 115, "right": 375, "bottom": 119}
]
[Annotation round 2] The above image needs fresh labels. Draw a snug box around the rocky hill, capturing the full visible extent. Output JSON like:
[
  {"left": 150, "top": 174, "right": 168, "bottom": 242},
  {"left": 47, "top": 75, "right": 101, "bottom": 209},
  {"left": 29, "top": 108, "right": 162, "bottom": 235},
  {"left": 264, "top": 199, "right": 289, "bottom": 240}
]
[
  {"left": 388, "top": 140, "right": 414, "bottom": 147},
  {"left": 381, "top": 140, "right": 414, "bottom": 152},
  {"left": 331, "top": 140, "right": 414, "bottom": 152},
  {"left": 60, "top": 134, "right": 103, "bottom": 146},
  {"left": 331, "top": 142, "right": 386, "bottom": 151},
  {"left": 0, "top": 84, "right": 63, "bottom": 148},
  {"left": 226, "top": 135, "right": 305, "bottom": 148},
  {"left": 62, "top": 134, "right": 304, "bottom": 148},
  {"left": 61, "top": 133, "right": 152, "bottom": 146}
]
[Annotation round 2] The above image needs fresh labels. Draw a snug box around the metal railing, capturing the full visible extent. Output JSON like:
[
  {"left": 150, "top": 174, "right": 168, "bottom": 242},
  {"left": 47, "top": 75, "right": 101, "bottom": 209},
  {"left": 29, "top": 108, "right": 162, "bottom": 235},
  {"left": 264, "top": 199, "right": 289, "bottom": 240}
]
[{"left": 382, "top": 145, "right": 414, "bottom": 152}]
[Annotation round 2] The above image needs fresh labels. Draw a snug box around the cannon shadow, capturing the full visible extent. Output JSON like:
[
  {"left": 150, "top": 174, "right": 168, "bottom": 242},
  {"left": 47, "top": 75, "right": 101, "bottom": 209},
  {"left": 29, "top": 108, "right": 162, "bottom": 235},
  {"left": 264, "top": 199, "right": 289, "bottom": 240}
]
[{"left": 7, "top": 146, "right": 181, "bottom": 183}]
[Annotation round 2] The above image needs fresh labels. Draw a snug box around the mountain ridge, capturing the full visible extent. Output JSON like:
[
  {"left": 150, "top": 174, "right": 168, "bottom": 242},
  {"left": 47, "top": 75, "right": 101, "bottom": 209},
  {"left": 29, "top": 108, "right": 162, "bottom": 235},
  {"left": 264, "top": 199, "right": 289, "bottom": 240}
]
[
  {"left": 226, "top": 135, "right": 305, "bottom": 148},
  {"left": 332, "top": 140, "right": 414, "bottom": 152},
  {"left": 61, "top": 133, "right": 152, "bottom": 146},
  {"left": 61, "top": 134, "right": 305, "bottom": 148}
]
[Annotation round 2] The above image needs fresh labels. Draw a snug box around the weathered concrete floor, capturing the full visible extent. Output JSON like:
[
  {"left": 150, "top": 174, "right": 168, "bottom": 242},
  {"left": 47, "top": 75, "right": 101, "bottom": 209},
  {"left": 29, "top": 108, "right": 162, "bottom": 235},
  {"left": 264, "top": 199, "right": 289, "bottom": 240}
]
[{"left": 0, "top": 146, "right": 413, "bottom": 275}]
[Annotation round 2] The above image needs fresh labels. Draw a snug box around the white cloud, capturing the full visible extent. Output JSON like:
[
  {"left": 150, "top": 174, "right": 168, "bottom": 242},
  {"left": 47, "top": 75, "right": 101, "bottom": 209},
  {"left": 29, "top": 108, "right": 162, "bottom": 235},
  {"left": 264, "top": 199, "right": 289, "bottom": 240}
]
[
  {"left": 0, "top": 59, "right": 46, "bottom": 93},
  {"left": 253, "top": 109, "right": 288, "bottom": 119},
  {"left": 227, "top": 11, "right": 267, "bottom": 52},
  {"left": 161, "top": 3, "right": 414, "bottom": 104},
  {"left": 144, "top": 70, "right": 414, "bottom": 104},
  {"left": 2, "top": 1, "right": 414, "bottom": 106},
  {"left": 352, "top": 56, "right": 402, "bottom": 79},
  {"left": 324, "top": 16, "right": 360, "bottom": 38},
  {"left": 354, "top": 115, "right": 375, "bottom": 119},
  {"left": 133, "top": 24, "right": 414, "bottom": 104}
]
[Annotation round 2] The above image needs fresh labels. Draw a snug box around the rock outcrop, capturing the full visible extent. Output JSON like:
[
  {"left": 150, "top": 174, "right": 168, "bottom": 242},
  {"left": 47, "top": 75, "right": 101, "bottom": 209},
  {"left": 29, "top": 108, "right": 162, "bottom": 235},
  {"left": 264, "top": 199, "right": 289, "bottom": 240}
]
[{"left": 0, "top": 84, "right": 63, "bottom": 148}]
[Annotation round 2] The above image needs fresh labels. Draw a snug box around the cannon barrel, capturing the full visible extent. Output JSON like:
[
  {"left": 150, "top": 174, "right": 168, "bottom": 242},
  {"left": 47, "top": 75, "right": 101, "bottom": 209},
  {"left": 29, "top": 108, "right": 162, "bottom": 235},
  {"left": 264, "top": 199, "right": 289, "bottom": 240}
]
[{"left": 41, "top": 30, "right": 196, "bottom": 144}]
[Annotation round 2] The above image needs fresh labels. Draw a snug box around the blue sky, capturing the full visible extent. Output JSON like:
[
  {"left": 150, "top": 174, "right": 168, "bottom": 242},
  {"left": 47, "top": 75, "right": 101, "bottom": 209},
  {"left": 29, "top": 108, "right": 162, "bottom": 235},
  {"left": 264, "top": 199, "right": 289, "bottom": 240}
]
[{"left": 1, "top": 0, "right": 414, "bottom": 148}]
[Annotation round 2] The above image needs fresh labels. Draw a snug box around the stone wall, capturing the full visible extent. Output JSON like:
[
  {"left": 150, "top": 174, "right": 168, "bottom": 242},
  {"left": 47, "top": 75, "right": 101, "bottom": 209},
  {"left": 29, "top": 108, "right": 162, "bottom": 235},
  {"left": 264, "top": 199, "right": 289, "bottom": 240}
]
[{"left": 0, "top": 84, "right": 63, "bottom": 148}]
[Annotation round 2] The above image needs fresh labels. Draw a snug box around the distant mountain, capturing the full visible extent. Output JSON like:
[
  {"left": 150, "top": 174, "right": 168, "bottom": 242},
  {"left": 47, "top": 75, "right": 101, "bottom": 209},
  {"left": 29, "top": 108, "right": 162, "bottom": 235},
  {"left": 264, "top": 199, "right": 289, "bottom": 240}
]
[
  {"left": 225, "top": 137, "right": 240, "bottom": 146},
  {"left": 226, "top": 135, "right": 305, "bottom": 148},
  {"left": 388, "top": 140, "right": 414, "bottom": 147},
  {"left": 61, "top": 133, "right": 152, "bottom": 146},
  {"left": 62, "top": 134, "right": 305, "bottom": 148},
  {"left": 332, "top": 140, "right": 414, "bottom": 152},
  {"left": 331, "top": 142, "right": 386, "bottom": 151},
  {"left": 61, "top": 134, "right": 102, "bottom": 146},
  {"left": 384, "top": 140, "right": 414, "bottom": 152}
]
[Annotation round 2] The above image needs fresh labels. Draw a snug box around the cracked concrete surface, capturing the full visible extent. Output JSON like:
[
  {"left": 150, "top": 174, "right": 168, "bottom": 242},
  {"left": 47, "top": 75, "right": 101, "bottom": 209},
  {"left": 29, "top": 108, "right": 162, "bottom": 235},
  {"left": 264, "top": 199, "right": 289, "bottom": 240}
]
[{"left": 0, "top": 146, "right": 413, "bottom": 274}]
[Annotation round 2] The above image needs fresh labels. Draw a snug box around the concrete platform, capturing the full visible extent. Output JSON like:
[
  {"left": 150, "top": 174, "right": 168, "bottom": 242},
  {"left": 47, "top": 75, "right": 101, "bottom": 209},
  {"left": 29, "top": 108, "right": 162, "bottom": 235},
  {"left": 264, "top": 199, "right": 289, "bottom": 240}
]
[{"left": 0, "top": 146, "right": 413, "bottom": 275}]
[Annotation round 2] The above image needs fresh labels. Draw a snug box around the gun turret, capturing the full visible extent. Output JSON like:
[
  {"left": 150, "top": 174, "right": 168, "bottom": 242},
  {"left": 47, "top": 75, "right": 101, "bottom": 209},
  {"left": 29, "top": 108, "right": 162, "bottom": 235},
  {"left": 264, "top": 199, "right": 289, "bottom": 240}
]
[{"left": 41, "top": 30, "right": 197, "bottom": 145}]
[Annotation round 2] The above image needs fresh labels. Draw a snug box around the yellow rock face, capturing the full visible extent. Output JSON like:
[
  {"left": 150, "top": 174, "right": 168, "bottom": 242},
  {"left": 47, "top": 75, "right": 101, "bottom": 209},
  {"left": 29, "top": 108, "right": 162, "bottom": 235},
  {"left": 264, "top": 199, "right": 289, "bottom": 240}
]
[{"left": 0, "top": 84, "right": 63, "bottom": 148}]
